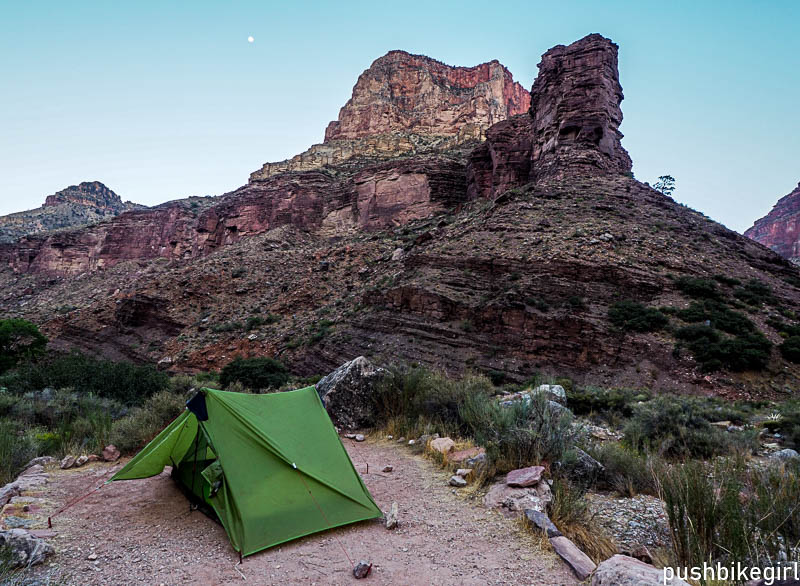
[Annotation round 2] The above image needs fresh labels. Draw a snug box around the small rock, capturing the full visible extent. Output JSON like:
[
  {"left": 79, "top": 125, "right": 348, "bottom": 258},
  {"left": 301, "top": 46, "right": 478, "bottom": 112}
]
[
  {"left": 449, "top": 475, "right": 467, "bottom": 487},
  {"left": 524, "top": 509, "right": 561, "bottom": 537},
  {"left": 506, "top": 465, "right": 545, "bottom": 487},
  {"left": 354, "top": 434, "right": 365, "bottom": 442},
  {"left": 60, "top": 455, "right": 77, "bottom": 470},
  {"left": 466, "top": 452, "right": 488, "bottom": 469},
  {"left": 430, "top": 437, "right": 455, "bottom": 454},
  {"left": 353, "top": 560, "right": 372, "bottom": 579},
  {"left": 550, "top": 535, "right": 596, "bottom": 581},
  {"left": 455, "top": 468, "right": 472, "bottom": 478},
  {"left": 102, "top": 445, "right": 121, "bottom": 462},
  {"left": 382, "top": 465, "right": 393, "bottom": 473},
  {"left": 408, "top": 439, "right": 416, "bottom": 446},
  {"left": 385, "top": 502, "right": 399, "bottom": 530},
  {"left": 391, "top": 248, "right": 405, "bottom": 261},
  {"left": 75, "top": 455, "right": 89, "bottom": 467},
  {"left": 87, "top": 553, "right": 98, "bottom": 561},
  {"left": 386, "top": 435, "right": 393, "bottom": 440},
  {"left": 87, "top": 455, "right": 101, "bottom": 462},
  {"left": 345, "top": 433, "right": 357, "bottom": 439},
  {"left": 397, "top": 437, "right": 405, "bottom": 443}
]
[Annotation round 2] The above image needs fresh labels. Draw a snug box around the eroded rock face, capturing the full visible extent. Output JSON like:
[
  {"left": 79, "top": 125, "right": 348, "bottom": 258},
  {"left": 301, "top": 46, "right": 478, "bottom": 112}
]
[
  {"left": 467, "top": 34, "right": 632, "bottom": 199},
  {"left": 326, "top": 50, "right": 530, "bottom": 141},
  {"left": 250, "top": 51, "right": 530, "bottom": 181},
  {"left": 745, "top": 182, "right": 800, "bottom": 263}
]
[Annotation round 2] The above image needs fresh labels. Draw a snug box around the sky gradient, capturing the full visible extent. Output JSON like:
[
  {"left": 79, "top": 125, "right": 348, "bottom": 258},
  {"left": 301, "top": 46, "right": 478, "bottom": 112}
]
[{"left": 1, "top": 0, "right": 798, "bottom": 232}]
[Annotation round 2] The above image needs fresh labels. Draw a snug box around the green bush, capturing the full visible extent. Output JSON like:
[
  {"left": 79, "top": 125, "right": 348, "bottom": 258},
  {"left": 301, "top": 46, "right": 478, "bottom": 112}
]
[
  {"left": 0, "top": 319, "right": 47, "bottom": 375},
  {"left": 713, "top": 274, "right": 741, "bottom": 287},
  {"left": 779, "top": 336, "right": 800, "bottom": 363},
  {"left": 219, "top": 356, "right": 289, "bottom": 391},
  {"left": 608, "top": 301, "right": 668, "bottom": 332},
  {"left": 623, "top": 395, "right": 729, "bottom": 458},
  {"left": 675, "top": 325, "right": 771, "bottom": 372},
  {"left": 567, "top": 386, "right": 650, "bottom": 418},
  {"left": 2, "top": 352, "right": 169, "bottom": 404},
  {"left": 675, "top": 276, "right": 721, "bottom": 299},
  {"left": 733, "top": 279, "right": 776, "bottom": 306},
  {"left": 676, "top": 300, "right": 754, "bottom": 336},
  {"left": 109, "top": 390, "right": 187, "bottom": 454}
]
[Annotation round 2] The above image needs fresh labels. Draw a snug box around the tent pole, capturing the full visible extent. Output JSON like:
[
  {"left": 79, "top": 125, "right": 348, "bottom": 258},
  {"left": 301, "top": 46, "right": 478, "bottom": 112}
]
[{"left": 189, "top": 429, "right": 200, "bottom": 512}]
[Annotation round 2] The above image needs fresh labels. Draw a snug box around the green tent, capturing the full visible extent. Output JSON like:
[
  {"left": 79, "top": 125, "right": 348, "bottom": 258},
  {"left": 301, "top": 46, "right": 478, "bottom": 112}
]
[{"left": 110, "top": 386, "right": 382, "bottom": 557}]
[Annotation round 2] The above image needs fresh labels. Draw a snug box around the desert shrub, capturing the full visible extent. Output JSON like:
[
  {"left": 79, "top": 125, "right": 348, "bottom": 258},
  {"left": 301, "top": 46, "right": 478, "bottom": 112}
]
[
  {"left": 768, "top": 317, "right": 800, "bottom": 338},
  {"left": 0, "top": 319, "right": 47, "bottom": 375},
  {"left": 0, "top": 419, "right": 38, "bottom": 485},
  {"left": 589, "top": 442, "right": 659, "bottom": 496},
  {"left": 676, "top": 300, "right": 754, "bottom": 336},
  {"left": 714, "top": 274, "right": 741, "bottom": 287},
  {"left": 219, "top": 356, "right": 289, "bottom": 391},
  {"left": 660, "top": 458, "right": 800, "bottom": 569},
  {"left": 4, "top": 352, "right": 169, "bottom": 404},
  {"left": 608, "top": 301, "right": 668, "bottom": 332},
  {"left": 675, "top": 276, "right": 721, "bottom": 299},
  {"left": 623, "top": 395, "right": 729, "bottom": 459},
  {"left": 779, "top": 336, "right": 800, "bottom": 363},
  {"left": 459, "top": 391, "right": 578, "bottom": 472},
  {"left": 733, "top": 278, "right": 776, "bottom": 306},
  {"left": 566, "top": 296, "right": 586, "bottom": 310},
  {"left": 567, "top": 386, "right": 650, "bottom": 418},
  {"left": 372, "top": 366, "right": 495, "bottom": 436},
  {"left": 548, "top": 478, "right": 617, "bottom": 563},
  {"left": 109, "top": 390, "right": 187, "bottom": 454},
  {"left": 675, "top": 325, "right": 771, "bottom": 372},
  {"left": 211, "top": 321, "right": 243, "bottom": 333}
]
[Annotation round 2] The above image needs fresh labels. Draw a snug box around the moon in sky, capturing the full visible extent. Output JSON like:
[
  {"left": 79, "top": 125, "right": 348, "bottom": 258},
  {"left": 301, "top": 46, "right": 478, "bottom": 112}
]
[{"left": 247, "top": 36, "right": 254, "bottom": 43}]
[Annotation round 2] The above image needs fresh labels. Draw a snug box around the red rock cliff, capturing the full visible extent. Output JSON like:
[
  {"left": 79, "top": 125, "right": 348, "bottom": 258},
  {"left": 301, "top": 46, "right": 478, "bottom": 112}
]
[
  {"left": 325, "top": 50, "right": 530, "bottom": 141},
  {"left": 745, "top": 182, "right": 800, "bottom": 263},
  {"left": 467, "top": 34, "right": 632, "bottom": 198}
]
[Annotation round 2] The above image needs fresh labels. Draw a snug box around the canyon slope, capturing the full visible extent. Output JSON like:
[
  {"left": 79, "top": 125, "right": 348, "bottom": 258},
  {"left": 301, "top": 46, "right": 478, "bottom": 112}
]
[
  {"left": 0, "top": 181, "right": 141, "bottom": 244},
  {"left": 745, "top": 182, "right": 800, "bottom": 264},
  {"left": 2, "top": 34, "right": 799, "bottom": 398}
]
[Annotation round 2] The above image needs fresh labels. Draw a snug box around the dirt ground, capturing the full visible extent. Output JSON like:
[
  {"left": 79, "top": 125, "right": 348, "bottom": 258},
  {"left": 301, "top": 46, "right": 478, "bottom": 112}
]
[{"left": 26, "top": 439, "right": 577, "bottom": 585}]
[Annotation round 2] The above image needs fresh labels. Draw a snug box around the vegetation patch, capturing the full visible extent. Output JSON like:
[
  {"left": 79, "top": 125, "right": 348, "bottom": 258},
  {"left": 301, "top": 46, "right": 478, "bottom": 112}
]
[
  {"left": 219, "top": 356, "right": 289, "bottom": 391},
  {"left": 675, "top": 276, "right": 721, "bottom": 299},
  {"left": 608, "top": 301, "right": 668, "bottom": 332},
  {"left": 674, "top": 325, "right": 772, "bottom": 372}
]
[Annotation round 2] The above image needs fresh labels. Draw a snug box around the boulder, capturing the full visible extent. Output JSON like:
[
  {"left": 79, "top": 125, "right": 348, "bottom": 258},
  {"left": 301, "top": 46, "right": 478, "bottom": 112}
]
[
  {"left": 532, "top": 384, "right": 567, "bottom": 405},
  {"left": 592, "top": 554, "right": 690, "bottom": 585},
  {"left": 352, "top": 560, "right": 372, "bottom": 579},
  {"left": 430, "top": 437, "right": 455, "bottom": 454},
  {"left": 102, "top": 445, "right": 121, "bottom": 462},
  {"left": 0, "top": 529, "right": 54, "bottom": 567},
  {"left": 382, "top": 465, "right": 393, "bottom": 473},
  {"left": 771, "top": 448, "right": 800, "bottom": 463},
  {"left": 524, "top": 509, "right": 561, "bottom": 537},
  {"left": 75, "top": 455, "right": 89, "bottom": 467},
  {"left": 484, "top": 480, "right": 552, "bottom": 515},
  {"left": 566, "top": 448, "right": 604, "bottom": 483},
  {"left": 506, "top": 465, "right": 545, "bottom": 487},
  {"left": 60, "top": 455, "right": 76, "bottom": 469},
  {"left": 315, "top": 357, "right": 392, "bottom": 430},
  {"left": 550, "top": 535, "right": 596, "bottom": 580}
]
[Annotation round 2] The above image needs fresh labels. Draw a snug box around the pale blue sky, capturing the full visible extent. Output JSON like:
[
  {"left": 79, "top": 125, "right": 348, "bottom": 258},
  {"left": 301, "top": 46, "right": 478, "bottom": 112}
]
[{"left": 0, "top": 1, "right": 798, "bottom": 232}]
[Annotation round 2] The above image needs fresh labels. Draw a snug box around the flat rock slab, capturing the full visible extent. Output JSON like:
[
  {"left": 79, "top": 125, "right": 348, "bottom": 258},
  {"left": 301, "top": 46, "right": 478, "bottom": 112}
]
[
  {"left": 506, "top": 466, "right": 544, "bottom": 487},
  {"left": 484, "top": 481, "right": 552, "bottom": 515},
  {"left": 524, "top": 509, "right": 561, "bottom": 538},
  {"left": 449, "top": 447, "right": 484, "bottom": 464},
  {"left": 550, "top": 535, "right": 596, "bottom": 581}
]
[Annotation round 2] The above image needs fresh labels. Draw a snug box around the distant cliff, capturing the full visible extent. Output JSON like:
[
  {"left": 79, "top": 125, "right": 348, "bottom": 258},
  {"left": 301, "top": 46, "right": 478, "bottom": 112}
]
[
  {"left": 0, "top": 181, "right": 142, "bottom": 244},
  {"left": 745, "top": 182, "right": 800, "bottom": 264}
]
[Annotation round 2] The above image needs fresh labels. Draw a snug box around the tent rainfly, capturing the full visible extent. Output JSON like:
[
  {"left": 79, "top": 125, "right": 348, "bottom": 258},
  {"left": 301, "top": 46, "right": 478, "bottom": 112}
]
[{"left": 109, "top": 386, "right": 382, "bottom": 557}]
